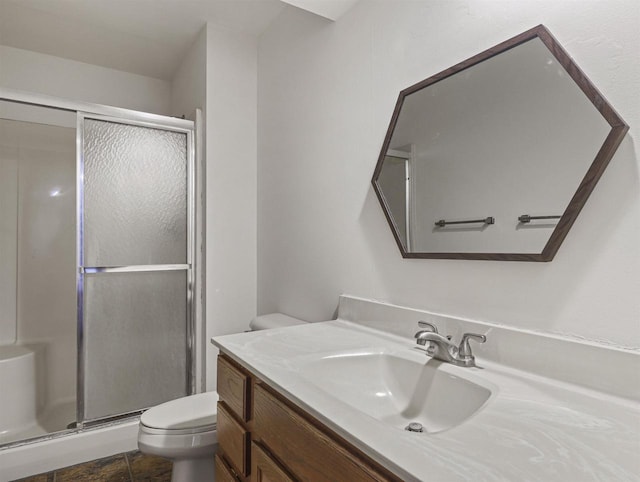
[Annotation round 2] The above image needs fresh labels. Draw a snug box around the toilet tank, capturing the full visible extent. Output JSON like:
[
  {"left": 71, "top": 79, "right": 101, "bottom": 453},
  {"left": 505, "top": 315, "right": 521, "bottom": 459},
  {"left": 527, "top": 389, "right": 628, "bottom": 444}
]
[{"left": 249, "top": 313, "right": 308, "bottom": 331}]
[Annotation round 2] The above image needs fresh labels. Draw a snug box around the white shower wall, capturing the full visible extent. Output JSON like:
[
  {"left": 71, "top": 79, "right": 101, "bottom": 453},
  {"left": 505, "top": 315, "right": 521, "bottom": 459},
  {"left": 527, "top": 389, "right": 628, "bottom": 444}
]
[{"left": 0, "top": 117, "right": 76, "bottom": 407}]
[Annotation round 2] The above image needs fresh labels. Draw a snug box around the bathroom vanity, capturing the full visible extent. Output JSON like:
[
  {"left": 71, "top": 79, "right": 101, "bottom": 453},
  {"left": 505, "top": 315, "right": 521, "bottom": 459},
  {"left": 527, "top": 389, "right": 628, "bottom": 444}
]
[
  {"left": 215, "top": 354, "right": 400, "bottom": 481},
  {"left": 212, "top": 296, "right": 640, "bottom": 481}
]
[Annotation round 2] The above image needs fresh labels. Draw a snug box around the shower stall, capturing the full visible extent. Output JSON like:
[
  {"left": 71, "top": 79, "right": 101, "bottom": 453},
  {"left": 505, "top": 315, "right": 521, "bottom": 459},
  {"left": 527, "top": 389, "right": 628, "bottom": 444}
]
[{"left": 0, "top": 90, "right": 197, "bottom": 465}]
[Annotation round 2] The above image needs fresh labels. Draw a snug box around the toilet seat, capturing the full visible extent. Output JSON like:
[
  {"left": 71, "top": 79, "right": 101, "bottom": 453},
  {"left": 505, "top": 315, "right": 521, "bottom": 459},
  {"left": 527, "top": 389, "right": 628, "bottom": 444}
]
[
  {"left": 138, "top": 392, "right": 219, "bottom": 466},
  {"left": 140, "top": 391, "right": 218, "bottom": 433},
  {"left": 139, "top": 423, "right": 215, "bottom": 436}
]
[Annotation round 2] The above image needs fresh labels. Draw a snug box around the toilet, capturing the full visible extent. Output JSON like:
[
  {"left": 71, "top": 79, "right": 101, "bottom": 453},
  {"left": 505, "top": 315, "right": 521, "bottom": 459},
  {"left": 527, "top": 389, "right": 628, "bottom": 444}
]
[{"left": 137, "top": 313, "right": 307, "bottom": 482}]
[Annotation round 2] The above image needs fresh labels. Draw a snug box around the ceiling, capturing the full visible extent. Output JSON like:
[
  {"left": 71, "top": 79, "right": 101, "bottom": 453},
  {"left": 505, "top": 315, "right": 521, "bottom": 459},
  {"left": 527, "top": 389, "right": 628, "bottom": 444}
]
[{"left": 0, "top": 0, "right": 288, "bottom": 80}]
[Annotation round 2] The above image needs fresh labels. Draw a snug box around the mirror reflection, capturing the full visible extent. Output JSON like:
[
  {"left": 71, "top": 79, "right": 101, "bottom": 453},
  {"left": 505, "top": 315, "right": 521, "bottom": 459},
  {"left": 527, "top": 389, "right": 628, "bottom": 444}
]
[{"left": 372, "top": 26, "right": 627, "bottom": 261}]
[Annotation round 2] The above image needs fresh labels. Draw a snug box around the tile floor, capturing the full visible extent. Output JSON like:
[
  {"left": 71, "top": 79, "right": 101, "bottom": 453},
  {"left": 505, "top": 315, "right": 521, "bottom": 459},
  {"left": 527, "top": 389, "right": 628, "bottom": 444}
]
[{"left": 13, "top": 451, "right": 172, "bottom": 482}]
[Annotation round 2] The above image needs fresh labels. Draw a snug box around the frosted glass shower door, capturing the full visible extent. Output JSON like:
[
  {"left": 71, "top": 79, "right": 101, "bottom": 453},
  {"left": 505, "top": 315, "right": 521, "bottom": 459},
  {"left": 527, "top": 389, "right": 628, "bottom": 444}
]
[{"left": 78, "top": 115, "right": 193, "bottom": 425}]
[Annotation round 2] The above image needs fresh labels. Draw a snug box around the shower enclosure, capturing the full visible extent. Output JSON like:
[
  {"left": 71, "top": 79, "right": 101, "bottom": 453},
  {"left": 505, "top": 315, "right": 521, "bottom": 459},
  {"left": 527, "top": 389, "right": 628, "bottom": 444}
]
[{"left": 0, "top": 90, "right": 196, "bottom": 449}]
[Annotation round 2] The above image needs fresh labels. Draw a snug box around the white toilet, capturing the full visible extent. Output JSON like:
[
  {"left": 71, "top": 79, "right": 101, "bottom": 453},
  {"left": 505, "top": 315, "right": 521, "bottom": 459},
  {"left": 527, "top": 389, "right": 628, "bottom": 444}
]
[{"left": 137, "top": 313, "right": 307, "bottom": 482}]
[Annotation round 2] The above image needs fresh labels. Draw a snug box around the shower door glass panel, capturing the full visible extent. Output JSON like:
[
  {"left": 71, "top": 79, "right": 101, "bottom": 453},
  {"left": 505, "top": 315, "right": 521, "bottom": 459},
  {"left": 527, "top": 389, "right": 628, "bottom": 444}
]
[
  {"left": 0, "top": 101, "right": 77, "bottom": 445},
  {"left": 83, "top": 119, "right": 187, "bottom": 266},
  {"left": 83, "top": 271, "right": 187, "bottom": 421},
  {"left": 80, "top": 116, "right": 191, "bottom": 424}
]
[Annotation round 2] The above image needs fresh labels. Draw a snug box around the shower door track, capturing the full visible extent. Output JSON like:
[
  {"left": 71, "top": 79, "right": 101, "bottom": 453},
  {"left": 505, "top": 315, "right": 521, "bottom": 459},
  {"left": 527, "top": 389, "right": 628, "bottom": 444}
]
[
  {"left": 0, "top": 87, "right": 190, "bottom": 129},
  {"left": 0, "top": 87, "right": 197, "bottom": 446},
  {"left": 1, "top": 412, "right": 142, "bottom": 451}
]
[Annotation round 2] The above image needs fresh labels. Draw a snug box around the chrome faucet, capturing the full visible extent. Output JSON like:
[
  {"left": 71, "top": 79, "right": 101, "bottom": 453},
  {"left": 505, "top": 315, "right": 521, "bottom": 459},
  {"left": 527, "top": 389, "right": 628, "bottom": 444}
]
[
  {"left": 414, "top": 321, "right": 440, "bottom": 356},
  {"left": 414, "top": 321, "right": 486, "bottom": 367}
]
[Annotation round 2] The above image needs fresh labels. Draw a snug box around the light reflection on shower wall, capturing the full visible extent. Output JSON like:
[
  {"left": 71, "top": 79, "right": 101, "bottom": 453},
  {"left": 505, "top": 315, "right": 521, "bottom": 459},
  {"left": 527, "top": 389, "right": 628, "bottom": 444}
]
[{"left": 0, "top": 112, "right": 76, "bottom": 436}]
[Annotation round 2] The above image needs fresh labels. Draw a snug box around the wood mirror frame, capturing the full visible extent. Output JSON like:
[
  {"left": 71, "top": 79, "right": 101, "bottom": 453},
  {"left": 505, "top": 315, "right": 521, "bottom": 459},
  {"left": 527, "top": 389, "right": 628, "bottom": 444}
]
[{"left": 372, "top": 25, "right": 628, "bottom": 261}]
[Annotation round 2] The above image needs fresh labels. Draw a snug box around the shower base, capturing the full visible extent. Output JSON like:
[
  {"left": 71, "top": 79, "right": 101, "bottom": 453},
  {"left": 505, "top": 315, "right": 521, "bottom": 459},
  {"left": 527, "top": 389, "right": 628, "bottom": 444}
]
[
  {"left": 0, "top": 399, "right": 76, "bottom": 446},
  {"left": 0, "top": 344, "right": 76, "bottom": 447},
  {"left": 0, "top": 417, "right": 139, "bottom": 481}
]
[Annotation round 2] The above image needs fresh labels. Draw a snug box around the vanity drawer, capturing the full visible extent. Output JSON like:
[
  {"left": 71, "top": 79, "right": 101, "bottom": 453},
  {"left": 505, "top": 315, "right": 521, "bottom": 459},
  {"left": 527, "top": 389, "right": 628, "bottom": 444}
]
[
  {"left": 218, "top": 354, "right": 250, "bottom": 421},
  {"left": 253, "top": 384, "right": 393, "bottom": 482},
  {"left": 217, "top": 401, "right": 250, "bottom": 477},
  {"left": 215, "top": 453, "right": 241, "bottom": 482},
  {"left": 251, "top": 442, "right": 295, "bottom": 482}
]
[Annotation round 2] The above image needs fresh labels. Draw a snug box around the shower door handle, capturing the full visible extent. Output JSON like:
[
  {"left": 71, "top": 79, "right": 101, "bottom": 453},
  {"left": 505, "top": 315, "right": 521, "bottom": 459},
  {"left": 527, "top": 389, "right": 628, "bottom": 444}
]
[{"left": 80, "top": 264, "right": 189, "bottom": 274}]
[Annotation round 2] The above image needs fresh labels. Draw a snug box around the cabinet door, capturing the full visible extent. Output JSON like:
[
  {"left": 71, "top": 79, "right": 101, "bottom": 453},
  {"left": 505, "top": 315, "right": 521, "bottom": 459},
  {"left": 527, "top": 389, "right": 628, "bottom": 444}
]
[
  {"left": 251, "top": 442, "right": 295, "bottom": 482},
  {"left": 215, "top": 454, "right": 240, "bottom": 482},
  {"left": 218, "top": 355, "right": 250, "bottom": 421},
  {"left": 218, "top": 402, "right": 250, "bottom": 476},
  {"left": 253, "top": 384, "right": 391, "bottom": 482}
]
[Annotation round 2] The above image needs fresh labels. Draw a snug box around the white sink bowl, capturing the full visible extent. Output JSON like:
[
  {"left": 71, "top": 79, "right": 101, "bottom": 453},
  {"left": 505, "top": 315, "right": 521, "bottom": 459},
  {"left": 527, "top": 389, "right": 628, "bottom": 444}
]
[{"left": 299, "top": 350, "right": 493, "bottom": 433}]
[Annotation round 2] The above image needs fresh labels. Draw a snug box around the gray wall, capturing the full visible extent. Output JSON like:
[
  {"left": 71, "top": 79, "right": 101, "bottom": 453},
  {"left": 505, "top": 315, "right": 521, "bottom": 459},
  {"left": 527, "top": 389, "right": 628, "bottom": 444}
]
[{"left": 257, "top": 0, "right": 640, "bottom": 348}]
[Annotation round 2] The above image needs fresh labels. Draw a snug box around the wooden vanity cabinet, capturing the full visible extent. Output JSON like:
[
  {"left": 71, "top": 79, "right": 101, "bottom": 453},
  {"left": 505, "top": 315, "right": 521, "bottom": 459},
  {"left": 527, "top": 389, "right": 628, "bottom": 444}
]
[
  {"left": 218, "top": 355, "right": 251, "bottom": 422},
  {"left": 251, "top": 442, "right": 295, "bottom": 482},
  {"left": 216, "top": 355, "right": 251, "bottom": 480},
  {"left": 216, "top": 354, "right": 401, "bottom": 482},
  {"left": 216, "top": 453, "right": 243, "bottom": 482}
]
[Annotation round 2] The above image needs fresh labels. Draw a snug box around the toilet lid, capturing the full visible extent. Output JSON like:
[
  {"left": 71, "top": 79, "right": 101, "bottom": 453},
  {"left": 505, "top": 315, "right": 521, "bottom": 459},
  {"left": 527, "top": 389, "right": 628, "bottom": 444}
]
[{"left": 140, "top": 391, "right": 218, "bottom": 430}]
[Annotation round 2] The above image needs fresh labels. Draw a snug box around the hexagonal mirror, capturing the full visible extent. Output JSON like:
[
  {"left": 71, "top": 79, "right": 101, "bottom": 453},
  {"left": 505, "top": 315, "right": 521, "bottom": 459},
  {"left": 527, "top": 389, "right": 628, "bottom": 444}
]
[{"left": 372, "top": 25, "right": 628, "bottom": 261}]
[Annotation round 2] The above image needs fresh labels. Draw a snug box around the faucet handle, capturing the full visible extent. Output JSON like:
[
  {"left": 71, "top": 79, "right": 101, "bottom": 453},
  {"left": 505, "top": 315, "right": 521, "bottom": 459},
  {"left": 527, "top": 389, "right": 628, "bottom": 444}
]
[
  {"left": 417, "top": 321, "right": 438, "bottom": 333},
  {"left": 458, "top": 333, "right": 486, "bottom": 358}
]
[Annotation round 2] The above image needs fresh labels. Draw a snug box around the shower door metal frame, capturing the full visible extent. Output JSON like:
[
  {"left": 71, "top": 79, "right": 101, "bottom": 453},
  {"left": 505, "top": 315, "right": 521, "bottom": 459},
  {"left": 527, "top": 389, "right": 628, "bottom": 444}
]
[
  {"left": 0, "top": 87, "right": 197, "bottom": 447},
  {"left": 76, "top": 113, "right": 196, "bottom": 428}
]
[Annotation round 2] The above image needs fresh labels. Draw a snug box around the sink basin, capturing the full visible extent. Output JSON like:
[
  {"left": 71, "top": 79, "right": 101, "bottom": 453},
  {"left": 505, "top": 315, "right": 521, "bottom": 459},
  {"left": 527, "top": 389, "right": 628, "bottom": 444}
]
[{"left": 298, "top": 351, "right": 493, "bottom": 433}]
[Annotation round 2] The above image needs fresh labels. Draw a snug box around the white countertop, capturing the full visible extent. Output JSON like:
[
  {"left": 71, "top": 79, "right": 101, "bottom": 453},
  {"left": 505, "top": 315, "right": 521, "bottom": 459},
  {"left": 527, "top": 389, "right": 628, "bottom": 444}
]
[{"left": 212, "top": 320, "right": 640, "bottom": 481}]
